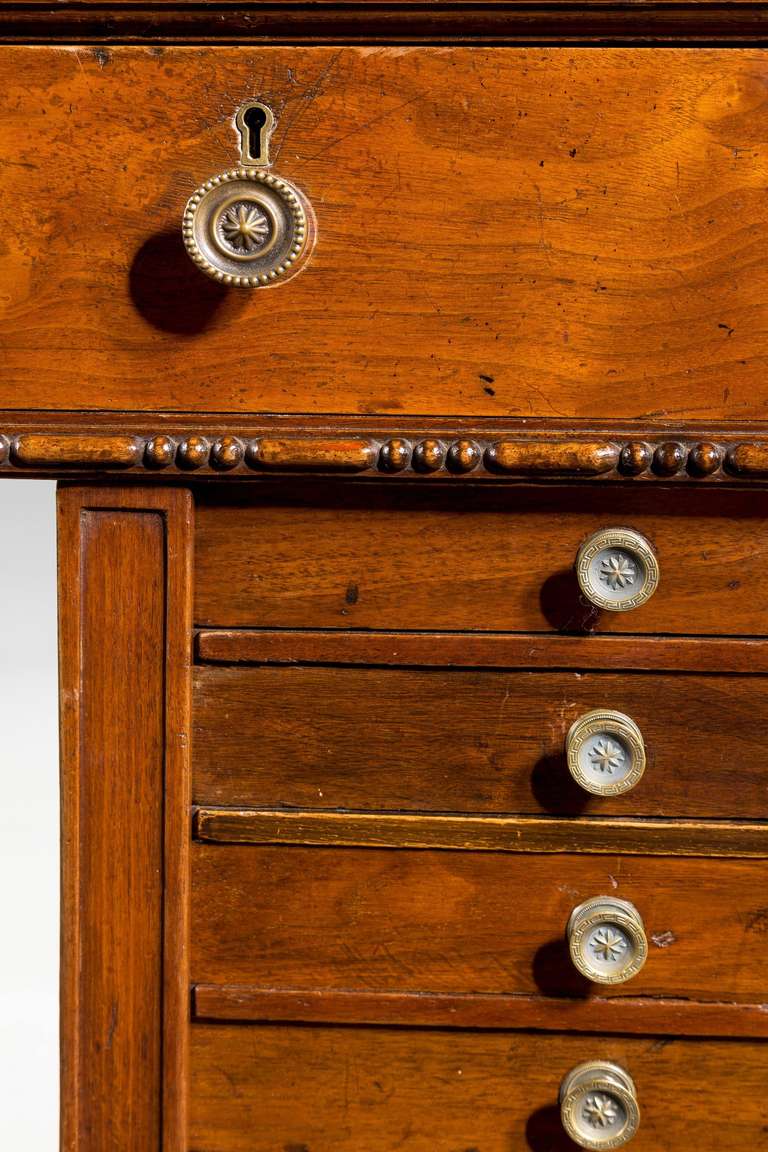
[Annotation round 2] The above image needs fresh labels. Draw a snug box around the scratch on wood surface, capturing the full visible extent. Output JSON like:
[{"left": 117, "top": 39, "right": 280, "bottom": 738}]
[{"left": 301, "top": 90, "right": 433, "bottom": 163}]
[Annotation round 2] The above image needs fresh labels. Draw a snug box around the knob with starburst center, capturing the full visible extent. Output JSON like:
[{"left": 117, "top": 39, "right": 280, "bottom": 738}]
[
  {"left": 575, "top": 528, "right": 658, "bottom": 613},
  {"left": 217, "top": 200, "right": 271, "bottom": 254},
  {"left": 560, "top": 1061, "right": 639, "bottom": 1148},
  {"left": 588, "top": 737, "right": 625, "bottom": 774},
  {"left": 599, "top": 552, "right": 636, "bottom": 590},
  {"left": 583, "top": 1093, "right": 619, "bottom": 1130},
  {"left": 590, "top": 926, "right": 628, "bottom": 963}
]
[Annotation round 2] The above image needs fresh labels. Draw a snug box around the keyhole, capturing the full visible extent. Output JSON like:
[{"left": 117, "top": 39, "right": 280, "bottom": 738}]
[{"left": 242, "top": 105, "right": 269, "bottom": 164}]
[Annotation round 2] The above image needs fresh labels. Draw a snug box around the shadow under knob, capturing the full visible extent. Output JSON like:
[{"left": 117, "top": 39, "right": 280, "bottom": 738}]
[
  {"left": 560, "top": 1060, "right": 640, "bottom": 1149},
  {"left": 567, "top": 709, "right": 646, "bottom": 796},
  {"left": 575, "top": 527, "right": 659, "bottom": 612},
  {"left": 567, "top": 896, "right": 648, "bottom": 985}
]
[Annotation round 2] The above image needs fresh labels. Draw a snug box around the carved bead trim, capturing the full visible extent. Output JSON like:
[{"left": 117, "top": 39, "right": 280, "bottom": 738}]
[
  {"left": 13, "top": 433, "right": 141, "bottom": 468},
  {"left": 4, "top": 431, "right": 768, "bottom": 480},
  {"left": 487, "top": 440, "right": 619, "bottom": 476}
]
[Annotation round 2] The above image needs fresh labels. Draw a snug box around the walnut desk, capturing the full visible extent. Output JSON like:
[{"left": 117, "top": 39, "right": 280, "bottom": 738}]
[{"left": 0, "top": 8, "right": 767, "bottom": 1150}]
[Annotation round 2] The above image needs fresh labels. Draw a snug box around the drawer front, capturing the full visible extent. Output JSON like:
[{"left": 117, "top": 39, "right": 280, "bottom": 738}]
[
  {"left": 2, "top": 47, "right": 768, "bottom": 420},
  {"left": 191, "top": 846, "right": 768, "bottom": 1001},
  {"left": 193, "top": 665, "right": 768, "bottom": 818},
  {"left": 195, "top": 485, "right": 768, "bottom": 635},
  {"left": 190, "top": 1025, "right": 768, "bottom": 1151}
]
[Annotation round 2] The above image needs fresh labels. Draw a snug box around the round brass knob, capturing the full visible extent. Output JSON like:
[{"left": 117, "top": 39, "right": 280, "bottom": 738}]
[
  {"left": 567, "top": 896, "right": 647, "bottom": 985},
  {"left": 560, "top": 1061, "right": 640, "bottom": 1149},
  {"left": 575, "top": 527, "right": 659, "bottom": 613},
  {"left": 182, "top": 167, "right": 314, "bottom": 287},
  {"left": 566, "top": 710, "right": 646, "bottom": 796}
]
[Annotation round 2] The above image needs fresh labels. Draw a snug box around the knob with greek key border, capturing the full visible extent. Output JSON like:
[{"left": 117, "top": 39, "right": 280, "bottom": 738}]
[
  {"left": 566, "top": 710, "right": 646, "bottom": 796},
  {"left": 567, "top": 896, "right": 648, "bottom": 985},
  {"left": 576, "top": 527, "right": 659, "bottom": 612},
  {"left": 560, "top": 1060, "right": 640, "bottom": 1149}
]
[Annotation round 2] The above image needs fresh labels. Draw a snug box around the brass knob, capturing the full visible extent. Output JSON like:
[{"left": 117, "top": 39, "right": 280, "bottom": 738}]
[
  {"left": 566, "top": 710, "right": 646, "bottom": 796},
  {"left": 575, "top": 527, "right": 659, "bottom": 612},
  {"left": 567, "top": 897, "right": 647, "bottom": 985},
  {"left": 560, "top": 1061, "right": 640, "bottom": 1149},
  {"left": 183, "top": 168, "right": 313, "bottom": 287},
  {"left": 183, "top": 100, "right": 315, "bottom": 287}
]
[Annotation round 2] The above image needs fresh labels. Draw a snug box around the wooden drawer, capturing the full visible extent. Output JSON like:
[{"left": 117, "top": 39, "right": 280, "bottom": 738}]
[
  {"left": 195, "top": 484, "right": 768, "bottom": 635},
  {"left": 191, "top": 846, "right": 768, "bottom": 1003},
  {"left": 190, "top": 1025, "right": 768, "bottom": 1151},
  {"left": 2, "top": 48, "right": 768, "bottom": 421},
  {"left": 193, "top": 664, "right": 768, "bottom": 818}
]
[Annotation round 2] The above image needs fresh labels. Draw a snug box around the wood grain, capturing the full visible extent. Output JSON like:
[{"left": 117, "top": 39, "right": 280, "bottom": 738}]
[
  {"left": 194, "top": 809, "right": 768, "bottom": 856},
  {"left": 191, "top": 844, "right": 768, "bottom": 1000},
  {"left": 5, "top": 425, "right": 768, "bottom": 481},
  {"left": 192, "top": 666, "right": 768, "bottom": 818},
  {"left": 487, "top": 440, "right": 619, "bottom": 475},
  {"left": 12, "top": 433, "right": 141, "bottom": 467},
  {"left": 196, "top": 628, "right": 768, "bottom": 673},
  {"left": 194, "top": 484, "right": 768, "bottom": 634},
  {"left": 248, "top": 436, "right": 377, "bottom": 471},
  {"left": 58, "top": 487, "right": 193, "bottom": 1152},
  {"left": 190, "top": 1025, "right": 768, "bottom": 1151},
  {"left": 3, "top": 48, "right": 768, "bottom": 420},
  {"left": 5, "top": 5, "right": 768, "bottom": 45},
  {"left": 192, "top": 985, "right": 768, "bottom": 1038}
]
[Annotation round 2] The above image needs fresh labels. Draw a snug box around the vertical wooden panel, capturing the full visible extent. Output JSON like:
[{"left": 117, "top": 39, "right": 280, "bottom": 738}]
[{"left": 58, "top": 487, "right": 193, "bottom": 1152}]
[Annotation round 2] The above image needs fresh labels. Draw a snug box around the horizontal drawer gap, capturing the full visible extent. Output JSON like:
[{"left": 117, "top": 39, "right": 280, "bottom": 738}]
[
  {"left": 193, "top": 809, "right": 768, "bottom": 856},
  {"left": 195, "top": 630, "right": 768, "bottom": 673},
  {"left": 191, "top": 985, "right": 768, "bottom": 1039}
]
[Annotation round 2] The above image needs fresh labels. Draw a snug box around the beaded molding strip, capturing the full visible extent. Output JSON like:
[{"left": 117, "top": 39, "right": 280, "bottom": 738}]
[{"left": 1, "top": 431, "right": 768, "bottom": 480}]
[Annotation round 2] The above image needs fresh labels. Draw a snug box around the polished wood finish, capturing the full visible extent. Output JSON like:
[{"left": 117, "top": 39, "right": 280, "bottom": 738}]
[
  {"left": 487, "top": 440, "right": 619, "bottom": 475},
  {"left": 190, "top": 1025, "right": 768, "bottom": 1151},
  {"left": 193, "top": 665, "right": 768, "bottom": 818},
  {"left": 3, "top": 49, "right": 768, "bottom": 421},
  {"left": 197, "top": 627, "right": 768, "bottom": 673},
  {"left": 10, "top": 423, "right": 768, "bottom": 482},
  {"left": 191, "top": 844, "right": 768, "bottom": 999},
  {"left": 7, "top": 12, "right": 767, "bottom": 1147},
  {"left": 193, "top": 985, "right": 768, "bottom": 1038},
  {"left": 13, "top": 434, "right": 141, "bottom": 468},
  {"left": 194, "top": 808, "right": 768, "bottom": 857},
  {"left": 6, "top": 0, "right": 768, "bottom": 53},
  {"left": 248, "top": 436, "right": 377, "bottom": 471},
  {"left": 58, "top": 487, "right": 193, "bottom": 1152},
  {"left": 195, "top": 484, "right": 768, "bottom": 634},
  {"left": 727, "top": 441, "right": 768, "bottom": 476}
]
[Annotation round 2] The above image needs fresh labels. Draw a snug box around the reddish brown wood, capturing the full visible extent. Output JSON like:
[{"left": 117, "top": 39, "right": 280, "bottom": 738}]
[
  {"left": 191, "top": 844, "right": 768, "bottom": 1001},
  {"left": 487, "top": 440, "right": 619, "bottom": 475},
  {"left": 249, "top": 437, "right": 377, "bottom": 471},
  {"left": 190, "top": 1024, "right": 768, "bottom": 1151},
  {"left": 194, "top": 484, "right": 768, "bottom": 635},
  {"left": 13, "top": 434, "right": 140, "bottom": 468},
  {"left": 58, "top": 487, "right": 193, "bottom": 1152},
  {"left": 2, "top": 8, "right": 768, "bottom": 46},
  {"left": 2, "top": 49, "right": 768, "bottom": 420},
  {"left": 192, "top": 985, "right": 768, "bottom": 1038},
  {"left": 196, "top": 628, "right": 768, "bottom": 673},
  {"left": 5, "top": 413, "right": 768, "bottom": 482},
  {"left": 194, "top": 807, "right": 768, "bottom": 856},
  {"left": 192, "top": 666, "right": 768, "bottom": 818}
]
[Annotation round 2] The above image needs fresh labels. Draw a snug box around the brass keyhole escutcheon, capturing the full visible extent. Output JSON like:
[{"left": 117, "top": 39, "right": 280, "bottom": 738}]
[
  {"left": 183, "top": 100, "right": 315, "bottom": 287},
  {"left": 236, "top": 100, "right": 274, "bottom": 166}
]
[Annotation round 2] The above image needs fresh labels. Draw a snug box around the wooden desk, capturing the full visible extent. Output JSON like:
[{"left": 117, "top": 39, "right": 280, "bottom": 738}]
[{"left": 0, "top": 11, "right": 766, "bottom": 1149}]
